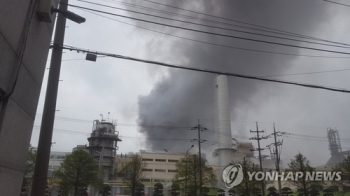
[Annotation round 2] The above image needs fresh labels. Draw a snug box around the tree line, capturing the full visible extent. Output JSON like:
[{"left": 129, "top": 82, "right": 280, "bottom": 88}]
[{"left": 21, "top": 145, "right": 350, "bottom": 196}]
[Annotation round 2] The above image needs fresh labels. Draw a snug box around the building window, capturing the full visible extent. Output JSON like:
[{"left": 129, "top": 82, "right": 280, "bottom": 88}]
[
  {"left": 155, "top": 169, "right": 166, "bottom": 172},
  {"left": 155, "top": 159, "right": 166, "bottom": 162},
  {"left": 168, "top": 169, "right": 178, "bottom": 173},
  {"left": 168, "top": 159, "right": 179, "bottom": 163},
  {"left": 142, "top": 169, "right": 153, "bottom": 172},
  {"left": 142, "top": 158, "right": 153, "bottom": 161},
  {"left": 154, "top": 179, "right": 166, "bottom": 182}
]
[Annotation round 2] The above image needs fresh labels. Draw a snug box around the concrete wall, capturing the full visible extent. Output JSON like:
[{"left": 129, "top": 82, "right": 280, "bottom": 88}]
[{"left": 0, "top": 0, "right": 57, "bottom": 195}]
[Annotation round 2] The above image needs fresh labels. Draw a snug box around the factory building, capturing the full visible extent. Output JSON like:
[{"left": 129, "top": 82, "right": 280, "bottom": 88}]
[{"left": 113, "top": 150, "right": 189, "bottom": 196}]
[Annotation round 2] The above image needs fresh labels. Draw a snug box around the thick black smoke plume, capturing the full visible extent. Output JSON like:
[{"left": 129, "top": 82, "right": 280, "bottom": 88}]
[{"left": 135, "top": 0, "right": 333, "bottom": 153}]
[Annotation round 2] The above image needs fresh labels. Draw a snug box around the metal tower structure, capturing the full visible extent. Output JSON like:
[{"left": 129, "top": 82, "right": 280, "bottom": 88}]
[
  {"left": 327, "top": 128, "right": 342, "bottom": 155},
  {"left": 326, "top": 128, "right": 343, "bottom": 166},
  {"left": 87, "top": 119, "right": 122, "bottom": 182}
]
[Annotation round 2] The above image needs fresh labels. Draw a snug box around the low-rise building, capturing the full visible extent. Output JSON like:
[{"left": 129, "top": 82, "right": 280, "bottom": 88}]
[
  {"left": 113, "top": 150, "right": 189, "bottom": 196},
  {"left": 48, "top": 151, "right": 71, "bottom": 178}
]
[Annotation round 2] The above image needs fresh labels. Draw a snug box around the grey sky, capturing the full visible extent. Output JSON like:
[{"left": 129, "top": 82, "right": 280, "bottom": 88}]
[{"left": 31, "top": 0, "right": 350, "bottom": 167}]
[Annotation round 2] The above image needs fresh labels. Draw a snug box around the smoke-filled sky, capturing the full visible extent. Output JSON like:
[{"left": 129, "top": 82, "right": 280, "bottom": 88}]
[{"left": 31, "top": 0, "right": 350, "bottom": 168}]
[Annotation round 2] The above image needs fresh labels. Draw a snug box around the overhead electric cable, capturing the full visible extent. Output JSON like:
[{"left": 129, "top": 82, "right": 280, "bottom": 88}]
[
  {"left": 324, "top": 0, "right": 350, "bottom": 7},
  {"left": 82, "top": 9, "right": 350, "bottom": 59},
  {"left": 60, "top": 44, "right": 350, "bottom": 93},
  {"left": 67, "top": 4, "right": 350, "bottom": 55},
  {"left": 32, "top": 126, "right": 245, "bottom": 143},
  {"left": 77, "top": 0, "right": 350, "bottom": 49},
  {"left": 261, "top": 68, "right": 350, "bottom": 77},
  {"left": 143, "top": 0, "right": 349, "bottom": 47},
  {"left": 103, "top": 0, "right": 350, "bottom": 46},
  {"left": 62, "top": 50, "right": 348, "bottom": 75},
  {"left": 35, "top": 114, "right": 192, "bottom": 129}
]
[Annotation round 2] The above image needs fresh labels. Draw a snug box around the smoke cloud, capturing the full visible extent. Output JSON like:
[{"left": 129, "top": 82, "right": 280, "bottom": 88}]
[{"left": 133, "top": 0, "right": 341, "bottom": 160}]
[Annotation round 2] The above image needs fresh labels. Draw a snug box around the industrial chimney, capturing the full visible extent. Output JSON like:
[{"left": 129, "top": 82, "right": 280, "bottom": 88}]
[{"left": 213, "top": 75, "right": 237, "bottom": 193}]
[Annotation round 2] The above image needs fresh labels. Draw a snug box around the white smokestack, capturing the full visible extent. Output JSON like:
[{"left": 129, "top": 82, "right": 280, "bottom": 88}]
[
  {"left": 214, "top": 75, "right": 237, "bottom": 193},
  {"left": 216, "top": 75, "right": 234, "bottom": 149}
]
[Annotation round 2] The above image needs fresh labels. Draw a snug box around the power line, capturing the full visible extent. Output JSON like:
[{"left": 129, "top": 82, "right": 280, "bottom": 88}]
[
  {"left": 82, "top": 9, "right": 350, "bottom": 59},
  {"left": 51, "top": 112, "right": 343, "bottom": 139},
  {"left": 261, "top": 68, "right": 350, "bottom": 78},
  {"left": 102, "top": 0, "right": 350, "bottom": 47},
  {"left": 35, "top": 125, "right": 350, "bottom": 143},
  {"left": 32, "top": 126, "right": 191, "bottom": 141},
  {"left": 61, "top": 44, "right": 350, "bottom": 93},
  {"left": 67, "top": 4, "right": 350, "bottom": 56},
  {"left": 323, "top": 0, "right": 350, "bottom": 8},
  {"left": 101, "top": 0, "right": 350, "bottom": 50},
  {"left": 37, "top": 114, "right": 251, "bottom": 140},
  {"left": 143, "top": 0, "right": 349, "bottom": 47},
  {"left": 32, "top": 126, "right": 235, "bottom": 145},
  {"left": 35, "top": 114, "right": 193, "bottom": 129},
  {"left": 76, "top": 0, "right": 350, "bottom": 49}
]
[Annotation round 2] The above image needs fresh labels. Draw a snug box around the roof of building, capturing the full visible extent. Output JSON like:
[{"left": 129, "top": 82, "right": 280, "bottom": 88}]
[
  {"left": 325, "top": 154, "right": 344, "bottom": 167},
  {"left": 139, "top": 150, "right": 187, "bottom": 155}
]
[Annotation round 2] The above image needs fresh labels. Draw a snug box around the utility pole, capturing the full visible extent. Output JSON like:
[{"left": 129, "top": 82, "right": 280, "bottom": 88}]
[
  {"left": 30, "top": 1, "right": 85, "bottom": 195},
  {"left": 250, "top": 122, "right": 268, "bottom": 196},
  {"left": 191, "top": 120, "right": 207, "bottom": 196},
  {"left": 185, "top": 145, "right": 194, "bottom": 196},
  {"left": 266, "top": 124, "right": 287, "bottom": 196},
  {"left": 193, "top": 154, "right": 197, "bottom": 196},
  {"left": 243, "top": 157, "right": 250, "bottom": 196},
  {"left": 273, "top": 124, "right": 282, "bottom": 196},
  {"left": 30, "top": 1, "right": 68, "bottom": 195}
]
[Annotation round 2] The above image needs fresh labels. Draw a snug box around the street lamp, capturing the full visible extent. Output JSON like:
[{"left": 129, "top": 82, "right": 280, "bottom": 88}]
[
  {"left": 185, "top": 145, "right": 194, "bottom": 196},
  {"left": 51, "top": 8, "right": 86, "bottom": 23}
]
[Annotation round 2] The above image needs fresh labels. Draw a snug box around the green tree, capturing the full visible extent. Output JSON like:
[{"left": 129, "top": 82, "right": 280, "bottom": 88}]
[
  {"left": 268, "top": 187, "right": 277, "bottom": 196},
  {"left": 99, "top": 184, "right": 111, "bottom": 196},
  {"left": 234, "top": 159, "right": 260, "bottom": 196},
  {"left": 171, "top": 183, "right": 180, "bottom": 196},
  {"left": 154, "top": 183, "right": 164, "bottom": 196},
  {"left": 228, "top": 189, "right": 236, "bottom": 196},
  {"left": 24, "top": 144, "right": 37, "bottom": 177},
  {"left": 287, "top": 153, "right": 318, "bottom": 196},
  {"left": 120, "top": 154, "right": 146, "bottom": 196},
  {"left": 281, "top": 187, "right": 293, "bottom": 196},
  {"left": 323, "top": 188, "right": 334, "bottom": 196},
  {"left": 333, "top": 155, "right": 350, "bottom": 187},
  {"left": 173, "top": 154, "right": 216, "bottom": 196},
  {"left": 54, "top": 149, "right": 103, "bottom": 196},
  {"left": 202, "top": 186, "right": 210, "bottom": 196},
  {"left": 21, "top": 144, "right": 37, "bottom": 195},
  {"left": 135, "top": 182, "right": 145, "bottom": 196}
]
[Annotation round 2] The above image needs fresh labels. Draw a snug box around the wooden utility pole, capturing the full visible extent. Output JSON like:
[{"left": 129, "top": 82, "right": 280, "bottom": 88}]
[
  {"left": 250, "top": 122, "right": 268, "bottom": 196},
  {"left": 243, "top": 157, "right": 250, "bottom": 196},
  {"left": 193, "top": 154, "right": 197, "bottom": 196},
  {"left": 191, "top": 120, "right": 207, "bottom": 196},
  {"left": 273, "top": 124, "right": 282, "bottom": 196},
  {"left": 267, "top": 124, "right": 288, "bottom": 196}
]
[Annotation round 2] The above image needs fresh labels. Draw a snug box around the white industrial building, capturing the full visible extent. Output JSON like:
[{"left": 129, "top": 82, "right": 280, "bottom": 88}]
[{"left": 47, "top": 151, "right": 71, "bottom": 178}]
